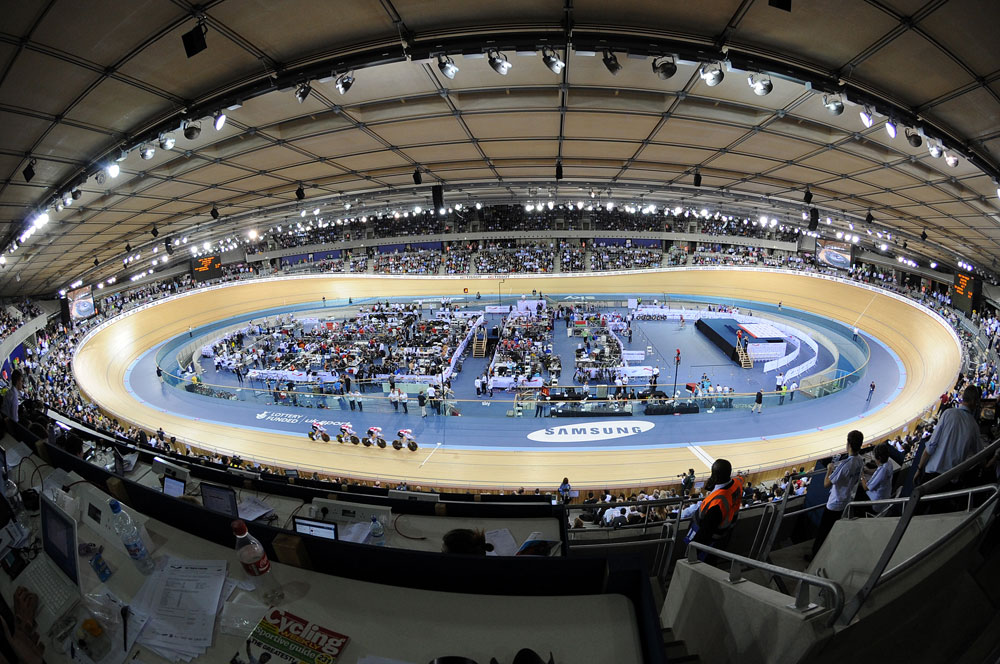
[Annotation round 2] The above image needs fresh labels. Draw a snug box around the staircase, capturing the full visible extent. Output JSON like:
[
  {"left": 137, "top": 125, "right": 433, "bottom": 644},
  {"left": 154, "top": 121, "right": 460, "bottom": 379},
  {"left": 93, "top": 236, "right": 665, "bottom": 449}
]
[
  {"left": 472, "top": 330, "right": 487, "bottom": 358},
  {"left": 737, "top": 345, "right": 753, "bottom": 368}
]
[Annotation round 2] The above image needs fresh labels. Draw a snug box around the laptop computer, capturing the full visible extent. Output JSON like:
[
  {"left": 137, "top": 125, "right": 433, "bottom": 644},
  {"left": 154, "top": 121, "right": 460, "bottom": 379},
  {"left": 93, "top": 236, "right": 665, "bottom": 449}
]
[
  {"left": 18, "top": 494, "right": 81, "bottom": 632},
  {"left": 200, "top": 483, "right": 238, "bottom": 517},
  {"left": 292, "top": 516, "right": 338, "bottom": 541},
  {"left": 163, "top": 476, "right": 186, "bottom": 498}
]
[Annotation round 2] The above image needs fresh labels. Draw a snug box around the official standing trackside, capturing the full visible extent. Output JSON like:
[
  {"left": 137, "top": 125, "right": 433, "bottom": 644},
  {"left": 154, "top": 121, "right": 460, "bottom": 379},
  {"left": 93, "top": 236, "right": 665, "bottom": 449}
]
[{"left": 751, "top": 389, "right": 763, "bottom": 414}]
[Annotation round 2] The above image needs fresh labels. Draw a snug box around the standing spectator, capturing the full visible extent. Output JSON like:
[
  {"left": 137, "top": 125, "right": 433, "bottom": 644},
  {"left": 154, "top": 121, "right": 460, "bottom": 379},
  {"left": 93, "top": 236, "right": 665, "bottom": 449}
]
[
  {"left": 808, "top": 430, "right": 864, "bottom": 560},
  {"left": 474, "top": 375, "right": 482, "bottom": 396},
  {"left": 558, "top": 477, "right": 572, "bottom": 504},
  {"left": 2, "top": 369, "right": 23, "bottom": 423},
  {"left": 751, "top": 389, "right": 763, "bottom": 414},
  {"left": 389, "top": 388, "right": 399, "bottom": 411},
  {"left": 352, "top": 389, "right": 363, "bottom": 412},
  {"left": 347, "top": 390, "right": 357, "bottom": 411},
  {"left": 789, "top": 381, "right": 798, "bottom": 402},
  {"left": 399, "top": 389, "right": 408, "bottom": 414},
  {"left": 418, "top": 391, "right": 427, "bottom": 418},
  {"left": 915, "top": 385, "right": 984, "bottom": 486}
]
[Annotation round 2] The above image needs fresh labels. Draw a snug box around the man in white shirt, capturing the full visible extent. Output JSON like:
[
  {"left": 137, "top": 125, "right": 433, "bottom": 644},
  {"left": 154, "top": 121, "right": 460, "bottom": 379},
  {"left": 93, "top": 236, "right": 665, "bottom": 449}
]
[
  {"left": 808, "top": 429, "right": 865, "bottom": 560},
  {"left": 917, "top": 385, "right": 984, "bottom": 484},
  {"left": 862, "top": 443, "right": 893, "bottom": 504}
]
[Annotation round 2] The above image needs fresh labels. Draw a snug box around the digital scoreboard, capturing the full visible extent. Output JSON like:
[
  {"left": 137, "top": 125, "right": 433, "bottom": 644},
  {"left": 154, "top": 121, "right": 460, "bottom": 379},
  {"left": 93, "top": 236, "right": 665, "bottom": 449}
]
[
  {"left": 191, "top": 254, "right": 222, "bottom": 282},
  {"left": 952, "top": 272, "right": 981, "bottom": 316}
]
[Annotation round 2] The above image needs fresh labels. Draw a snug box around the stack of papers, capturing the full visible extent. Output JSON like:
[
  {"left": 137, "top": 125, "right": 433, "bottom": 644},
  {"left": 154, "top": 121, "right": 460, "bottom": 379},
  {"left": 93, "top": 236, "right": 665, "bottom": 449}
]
[
  {"left": 237, "top": 496, "right": 274, "bottom": 521},
  {"left": 130, "top": 558, "right": 228, "bottom": 662}
]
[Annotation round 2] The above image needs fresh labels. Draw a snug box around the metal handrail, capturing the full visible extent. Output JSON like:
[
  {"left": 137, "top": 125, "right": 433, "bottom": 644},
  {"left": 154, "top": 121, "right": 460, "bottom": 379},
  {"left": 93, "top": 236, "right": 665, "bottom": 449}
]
[
  {"left": 685, "top": 542, "right": 846, "bottom": 627},
  {"left": 837, "top": 437, "right": 1000, "bottom": 626},
  {"left": 843, "top": 484, "right": 998, "bottom": 519}
]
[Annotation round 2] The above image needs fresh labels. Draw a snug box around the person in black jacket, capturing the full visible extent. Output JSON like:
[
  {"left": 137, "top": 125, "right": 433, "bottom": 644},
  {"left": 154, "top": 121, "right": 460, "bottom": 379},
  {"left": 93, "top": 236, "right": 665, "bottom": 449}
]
[{"left": 418, "top": 391, "right": 427, "bottom": 417}]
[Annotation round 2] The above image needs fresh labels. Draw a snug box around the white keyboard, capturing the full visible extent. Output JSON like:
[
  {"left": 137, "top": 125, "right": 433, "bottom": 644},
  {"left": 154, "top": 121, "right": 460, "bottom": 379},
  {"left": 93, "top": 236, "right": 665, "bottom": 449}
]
[{"left": 22, "top": 561, "right": 76, "bottom": 616}]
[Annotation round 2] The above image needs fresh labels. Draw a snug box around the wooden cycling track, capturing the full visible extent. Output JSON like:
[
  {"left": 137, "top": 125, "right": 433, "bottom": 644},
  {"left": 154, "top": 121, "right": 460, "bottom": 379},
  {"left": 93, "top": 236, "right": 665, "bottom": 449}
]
[{"left": 73, "top": 270, "right": 959, "bottom": 490}]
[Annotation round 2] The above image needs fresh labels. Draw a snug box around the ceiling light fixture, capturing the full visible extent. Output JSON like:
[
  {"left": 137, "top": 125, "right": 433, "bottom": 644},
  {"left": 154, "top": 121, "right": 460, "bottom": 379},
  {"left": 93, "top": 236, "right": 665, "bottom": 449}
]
[
  {"left": 139, "top": 144, "right": 155, "bottom": 160},
  {"left": 22, "top": 159, "right": 36, "bottom": 183},
  {"left": 213, "top": 112, "right": 227, "bottom": 130},
  {"left": 651, "top": 56, "right": 677, "bottom": 80},
  {"left": 885, "top": 120, "right": 897, "bottom": 139},
  {"left": 859, "top": 106, "right": 874, "bottom": 128},
  {"left": 904, "top": 128, "right": 922, "bottom": 148},
  {"left": 928, "top": 142, "right": 943, "bottom": 158},
  {"left": 183, "top": 121, "right": 201, "bottom": 140},
  {"left": 822, "top": 94, "right": 844, "bottom": 116},
  {"left": 210, "top": 205, "right": 220, "bottom": 219},
  {"left": 335, "top": 73, "right": 354, "bottom": 94},
  {"left": 944, "top": 153, "right": 959, "bottom": 168},
  {"left": 63, "top": 192, "right": 73, "bottom": 207},
  {"left": 747, "top": 73, "right": 772, "bottom": 96},
  {"left": 542, "top": 47, "right": 565, "bottom": 75},
  {"left": 488, "top": 50, "right": 512, "bottom": 76},
  {"left": 437, "top": 55, "right": 459, "bottom": 79},
  {"left": 106, "top": 163, "right": 120, "bottom": 178},
  {"left": 700, "top": 62, "right": 725, "bottom": 87},
  {"left": 294, "top": 82, "right": 312, "bottom": 103},
  {"left": 602, "top": 50, "right": 622, "bottom": 75}
]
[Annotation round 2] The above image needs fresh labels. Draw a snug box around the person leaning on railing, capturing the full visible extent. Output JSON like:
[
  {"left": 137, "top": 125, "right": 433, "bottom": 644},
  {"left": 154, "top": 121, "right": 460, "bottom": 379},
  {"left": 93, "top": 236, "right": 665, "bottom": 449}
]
[{"left": 915, "top": 384, "right": 985, "bottom": 489}]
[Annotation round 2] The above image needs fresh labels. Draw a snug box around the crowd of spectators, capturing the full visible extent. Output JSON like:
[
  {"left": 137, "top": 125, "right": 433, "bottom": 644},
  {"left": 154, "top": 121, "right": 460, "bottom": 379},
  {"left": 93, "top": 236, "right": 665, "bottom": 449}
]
[
  {"left": 475, "top": 242, "right": 555, "bottom": 273},
  {"left": 0, "top": 299, "right": 43, "bottom": 342},
  {"left": 443, "top": 247, "right": 473, "bottom": 275},
  {"left": 560, "top": 244, "right": 586, "bottom": 272},
  {"left": 373, "top": 249, "right": 442, "bottom": 275},
  {"left": 590, "top": 246, "right": 662, "bottom": 270}
]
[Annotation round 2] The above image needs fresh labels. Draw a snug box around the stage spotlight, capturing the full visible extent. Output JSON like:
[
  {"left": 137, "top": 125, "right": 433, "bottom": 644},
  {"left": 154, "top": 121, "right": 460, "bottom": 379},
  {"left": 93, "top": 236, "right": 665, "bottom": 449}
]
[
  {"left": 63, "top": 192, "right": 73, "bottom": 207},
  {"left": 803, "top": 188, "right": 813, "bottom": 205},
  {"left": 213, "top": 112, "right": 227, "bottom": 131},
  {"left": 488, "top": 50, "right": 512, "bottom": 76},
  {"left": 106, "top": 163, "right": 120, "bottom": 178},
  {"left": 336, "top": 73, "right": 354, "bottom": 94},
  {"left": 210, "top": 205, "right": 220, "bottom": 220},
  {"left": 944, "top": 153, "right": 959, "bottom": 168},
  {"left": 651, "top": 56, "right": 677, "bottom": 80},
  {"left": 437, "top": 55, "right": 459, "bottom": 79},
  {"left": 295, "top": 185, "right": 305, "bottom": 200},
  {"left": 928, "top": 142, "right": 943, "bottom": 158},
  {"left": 139, "top": 144, "right": 155, "bottom": 160},
  {"left": 151, "top": 225, "right": 159, "bottom": 238},
  {"left": 159, "top": 134, "right": 176, "bottom": 150},
  {"left": 859, "top": 106, "right": 874, "bottom": 128},
  {"left": 885, "top": 120, "right": 897, "bottom": 139},
  {"left": 413, "top": 169, "right": 422, "bottom": 185},
  {"left": 555, "top": 161, "right": 563, "bottom": 180},
  {"left": 748, "top": 73, "right": 772, "bottom": 96},
  {"left": 72, "top": 188, "right": 81, "bottom": 200},
  {"left": 22, "top": 159, "right": 36, "bottom": 183},
  {"left": 693, "top": 171, "right": 702, "bottom": 187},
  {"left": 294, "top": 82, "right": 312, "bottom": 103},
  {"left": 542, "top": 47, "right": 565, "bottom": 75},
  {"left": 822, "top": 95, "right": 844, "bottom": 115},
  {"left": 602, "top": 50, "right": 622, "bottom": 75},
  {"left": 181, "top": 21, "right": 207, "bottom": 58},
  {"left": 700, "top": 63, "right": 724, "bottom": 86},
  {"left": 183, "top": 121, "right": 201, "bottom": 140},
  {"left": 905, "top": 128, "right": 922, "bottom": 148}
]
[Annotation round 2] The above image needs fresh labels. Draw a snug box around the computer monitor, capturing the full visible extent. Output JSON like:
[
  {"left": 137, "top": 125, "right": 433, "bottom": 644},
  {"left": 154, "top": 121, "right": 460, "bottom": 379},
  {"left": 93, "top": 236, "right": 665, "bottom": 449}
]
[
  {"left": 163, "top": 476, "right": 186, "bottom": 498},
  {"left": 286, "top": 469, "right": 298, "bottom": 479},
  {"left": 292, "top": 516, "right": 338, "bottom": 541},
  {"left": 40, "top": 495, "right": 79, "bottom": 586},
  {"left": 200, "top": 483, "right": 238, "bottom": 517}
]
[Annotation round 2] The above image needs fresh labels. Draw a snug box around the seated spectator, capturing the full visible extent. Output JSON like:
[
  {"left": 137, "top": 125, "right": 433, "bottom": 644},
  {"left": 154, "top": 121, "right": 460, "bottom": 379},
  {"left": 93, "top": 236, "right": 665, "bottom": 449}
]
[{"left": 441, "top": 529, "right": 494, "bottom": 555}]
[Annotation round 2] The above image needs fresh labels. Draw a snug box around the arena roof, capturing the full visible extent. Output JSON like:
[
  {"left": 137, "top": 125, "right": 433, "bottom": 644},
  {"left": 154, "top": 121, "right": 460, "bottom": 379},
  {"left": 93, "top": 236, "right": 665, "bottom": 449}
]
[{"left": 1, "top": 0, "right": 999, "bottom": 295}]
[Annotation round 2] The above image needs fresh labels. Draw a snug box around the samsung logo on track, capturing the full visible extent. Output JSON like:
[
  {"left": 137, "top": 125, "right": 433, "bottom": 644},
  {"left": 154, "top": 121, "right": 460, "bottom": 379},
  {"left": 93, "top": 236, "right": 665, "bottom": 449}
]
[{"left": 527, "top": 420, "right": 655, "bottom": 442}]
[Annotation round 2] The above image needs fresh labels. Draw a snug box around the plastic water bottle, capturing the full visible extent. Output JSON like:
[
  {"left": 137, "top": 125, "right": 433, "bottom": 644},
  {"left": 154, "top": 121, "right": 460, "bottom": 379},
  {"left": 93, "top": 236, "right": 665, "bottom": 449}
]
[
  {"left": 3, "top": 478, "right": 30, "bottom": 539},
  {"left": 232, "top": 519, "right": 284, "bottom": 603},
  {"left": 108, "top": 499, "right": 155, "bottom": 575},
  {"left": 368, "top": 515, "right": 386, "bottom": 546}
]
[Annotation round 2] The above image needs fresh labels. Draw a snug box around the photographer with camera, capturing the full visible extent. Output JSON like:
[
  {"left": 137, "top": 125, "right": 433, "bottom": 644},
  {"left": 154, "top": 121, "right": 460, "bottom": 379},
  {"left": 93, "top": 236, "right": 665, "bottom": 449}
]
[
  {"left": 807, "top": 429, "right": 864, "bottom": 562},
  {"left": 681, "top": 469, "right": 695, "bottom": 496}
]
